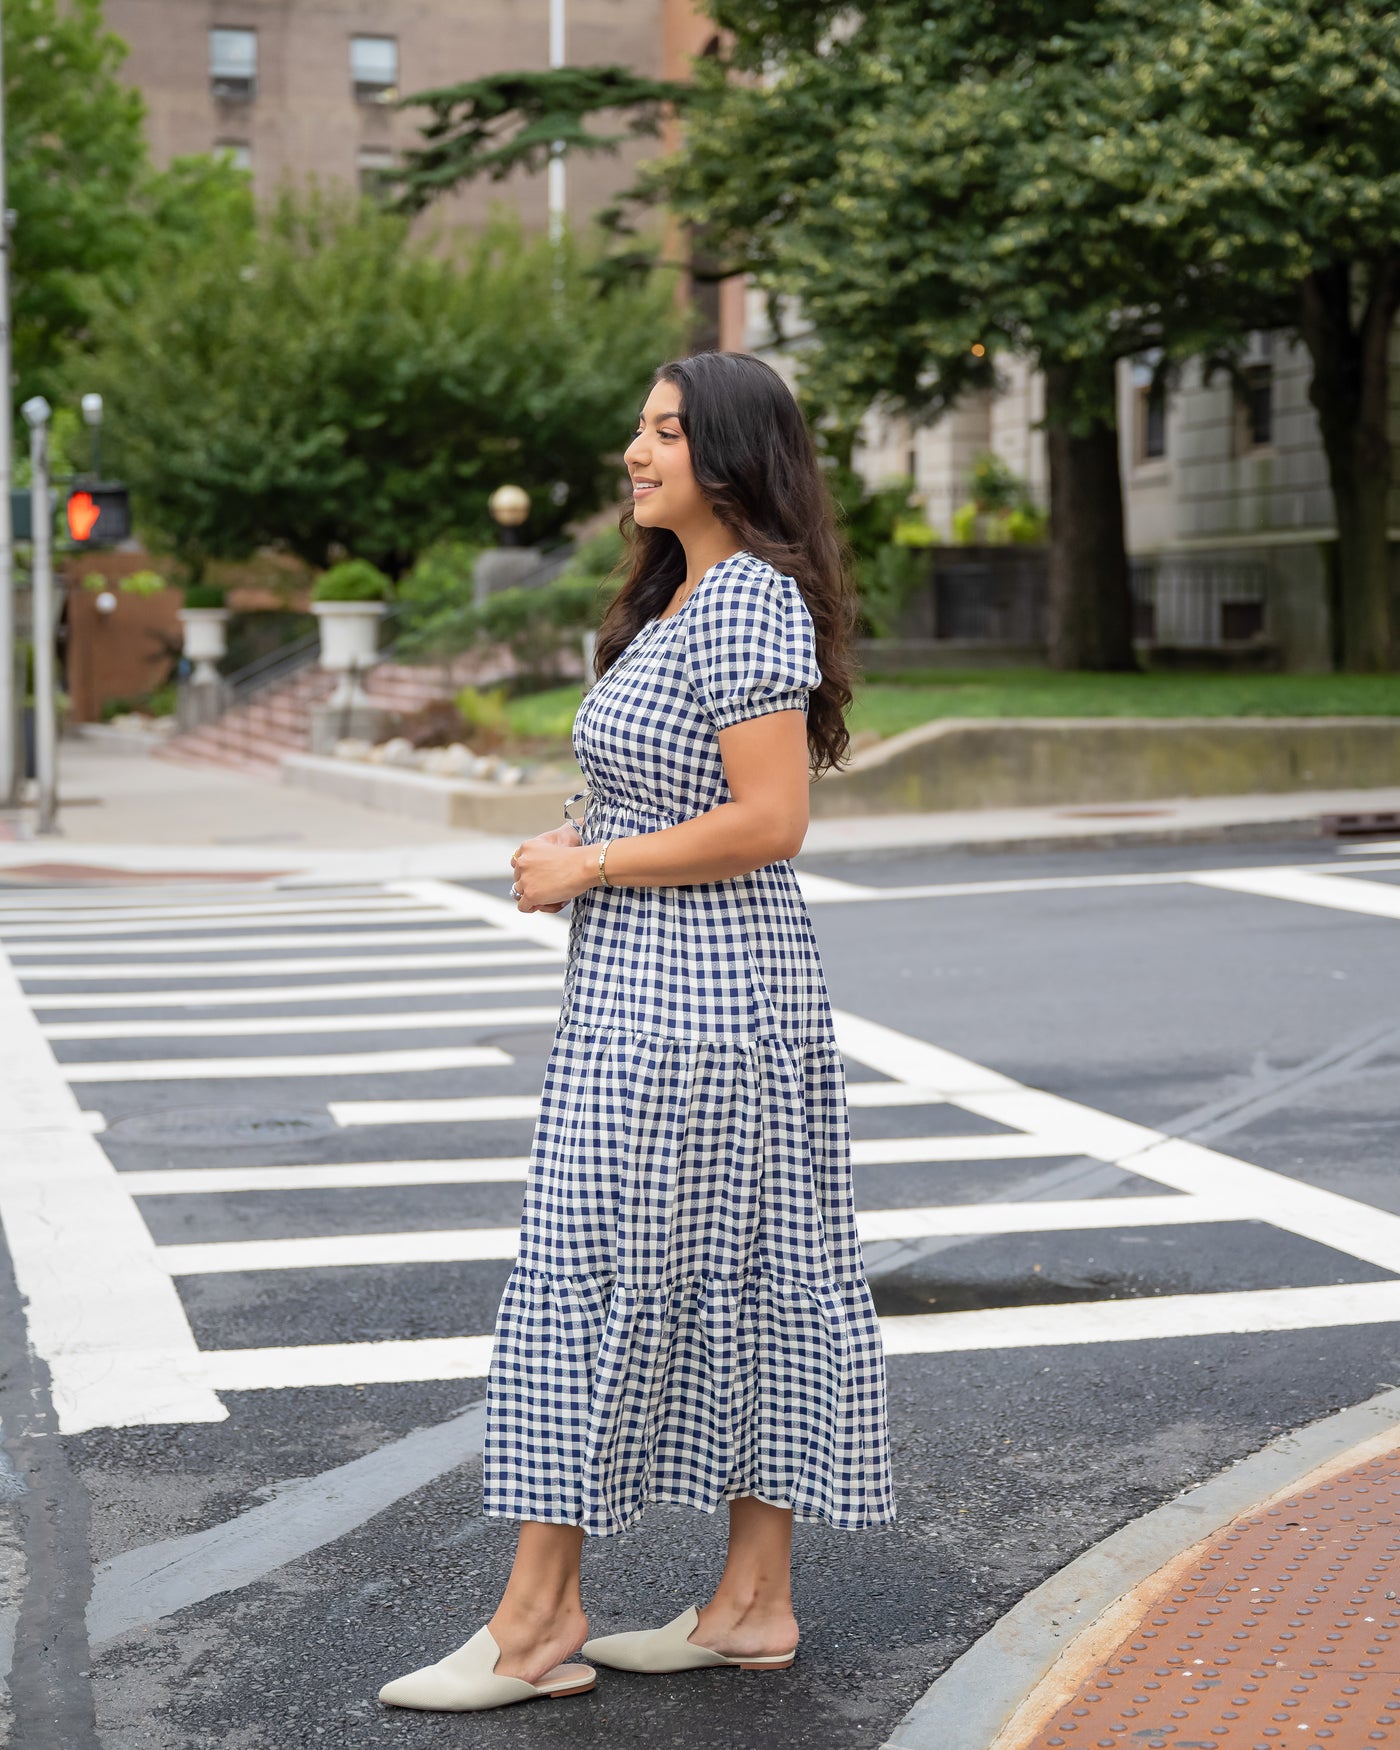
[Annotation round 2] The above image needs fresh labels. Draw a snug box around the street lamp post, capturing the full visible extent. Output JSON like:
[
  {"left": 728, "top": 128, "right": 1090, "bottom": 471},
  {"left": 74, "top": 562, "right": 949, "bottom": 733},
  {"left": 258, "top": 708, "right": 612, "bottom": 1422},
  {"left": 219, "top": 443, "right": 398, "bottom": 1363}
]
[
  {"left": 21, "top": 397, "right": 58, "bottom": 835},
  {"left": 548, "top": 0, "right": 566, "bottom": 246},
  {"left": 81, "top": 392, "right": 104, "bottom": 479}
]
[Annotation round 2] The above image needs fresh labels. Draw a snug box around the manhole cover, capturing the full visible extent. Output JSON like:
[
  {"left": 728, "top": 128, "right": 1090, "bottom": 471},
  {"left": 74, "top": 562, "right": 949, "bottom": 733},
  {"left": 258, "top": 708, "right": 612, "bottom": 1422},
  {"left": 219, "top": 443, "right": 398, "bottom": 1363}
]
[{"left": 105, "top": 1107, "right": 336, "bottom": 1146}]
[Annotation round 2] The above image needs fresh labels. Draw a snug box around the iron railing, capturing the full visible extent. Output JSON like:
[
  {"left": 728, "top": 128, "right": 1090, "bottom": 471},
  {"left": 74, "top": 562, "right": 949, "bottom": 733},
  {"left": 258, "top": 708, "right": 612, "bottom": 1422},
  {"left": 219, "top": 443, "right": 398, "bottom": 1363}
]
[{"left": 1129, "top": 557, "right": 1272, "bottom": 647}]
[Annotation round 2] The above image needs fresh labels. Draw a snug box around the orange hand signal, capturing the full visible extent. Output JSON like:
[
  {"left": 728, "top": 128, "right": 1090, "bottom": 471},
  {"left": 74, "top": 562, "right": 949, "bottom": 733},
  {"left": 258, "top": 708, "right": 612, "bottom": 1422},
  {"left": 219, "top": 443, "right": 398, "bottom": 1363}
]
[{"left": 67, "top": 492, "right": 101, "bottom": 541}]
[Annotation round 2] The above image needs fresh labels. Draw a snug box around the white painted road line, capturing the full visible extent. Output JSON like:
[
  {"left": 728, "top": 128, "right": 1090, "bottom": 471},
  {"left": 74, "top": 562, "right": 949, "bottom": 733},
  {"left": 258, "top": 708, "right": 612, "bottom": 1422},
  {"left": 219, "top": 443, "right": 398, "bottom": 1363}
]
[
  {"left": 26, "top": 972, "right": 566, "bottom": 1011},
  {"left": 198, "top": 1337, "right": 498, "bottom": 1394},
  {"left": 180, "top": 1281, "right": 1400, "bottom": 1393},
  {"left": 154, "top": 1197, "right": 1243, "bottom": 1276},
  {"left": 8, "top": 926, "right": 500, "bottom": 958},
  {"left": 879, "top": 1282, "right": 1400, "bottom": 1354},
  {"left": 0, "top": 896, "right": 439, "bottom": 928},
  {"left": 61, "top": 1044, "right": 514, "bottom": 1083},
  {"left": 43, "top": 1006, "right": 562, "bottom": 1041},
  {"left": 834, "top": 1010, "right": 1400, "bottom": 1278},
  {"left": 0, "top": 910, "right": 461, "bottom": 942},
  {"left": 0, "top": 949, "right": 223, "bottom": 1433},
  {"left": 854, "top": 1195, "right": 1238, "bottom": 1240},
  {"left": 15, "top": 947, "right": 563, "bottom": 981},
  {"left": 116, "top": 1137, "right": 1077, "bottom": 1197},
  {"left": 1190, "top": 867, "right": 1400, "bottom": 920},
  {"left": 119, "top": 1158, "right": 531, "bottom": 1195},
  {"left": 851, "top": 1134, "right": 1077, "bottom": 1164},
  {"left": 332, "top": 1093, "right": 544, "bottom": 1126},
  {"left": 327, "top": 1080, "right": 951, "bottom": 1128}
]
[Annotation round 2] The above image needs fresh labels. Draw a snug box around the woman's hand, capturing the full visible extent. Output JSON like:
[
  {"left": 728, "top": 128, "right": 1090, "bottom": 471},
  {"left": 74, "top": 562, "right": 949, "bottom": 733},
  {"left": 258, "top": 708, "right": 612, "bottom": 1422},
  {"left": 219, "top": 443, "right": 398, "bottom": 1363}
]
[{"left": 511, "top": 823, "right": 591, "bottom": 912}]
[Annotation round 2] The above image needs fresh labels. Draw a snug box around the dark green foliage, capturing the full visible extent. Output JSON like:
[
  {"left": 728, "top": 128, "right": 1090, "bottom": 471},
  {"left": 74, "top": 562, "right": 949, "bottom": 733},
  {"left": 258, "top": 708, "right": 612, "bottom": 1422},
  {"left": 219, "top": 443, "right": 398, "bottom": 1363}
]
[
  {"left": 312, "top": 560, "right": 393, "bottom": 603},
  {"left": 5, "top": 0, "right": 148, "bottom": 397},
  {"left": 391, "top": 68, "right": 687, "bottom": 216},
  {"left": 82, "top": 195, "right": 683, "bottom": 577},
  {"left": 181, "top": 584, "right": 227, "bottom": 610}
]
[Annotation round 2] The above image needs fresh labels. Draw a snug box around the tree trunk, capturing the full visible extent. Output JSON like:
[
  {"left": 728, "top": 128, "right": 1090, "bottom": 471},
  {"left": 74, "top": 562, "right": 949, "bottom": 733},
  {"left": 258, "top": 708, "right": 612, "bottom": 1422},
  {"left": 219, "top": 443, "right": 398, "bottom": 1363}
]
[
  {"left": 1043, "top": 360, "right": 1137, "bottom": 670},
  {"left": 1299, "top": 258, "right": 1400, "bottom": 673}
]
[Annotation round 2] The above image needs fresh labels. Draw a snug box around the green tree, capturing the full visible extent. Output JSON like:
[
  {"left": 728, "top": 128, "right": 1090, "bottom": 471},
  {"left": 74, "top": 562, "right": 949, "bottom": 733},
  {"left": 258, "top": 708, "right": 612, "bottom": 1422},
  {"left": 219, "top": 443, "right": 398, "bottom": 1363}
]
[
  {"left": 395, "top": 1, "right": 1400, "bottom": 670},
  {"left": 1084, "top": 0, "right": 1400, "bottom": 668},
  {"left": 83, "top": 192, "right": 683, "bottom": 577},
  {"left": 5, "top": 0, "right": 148, "bottom": 397}
]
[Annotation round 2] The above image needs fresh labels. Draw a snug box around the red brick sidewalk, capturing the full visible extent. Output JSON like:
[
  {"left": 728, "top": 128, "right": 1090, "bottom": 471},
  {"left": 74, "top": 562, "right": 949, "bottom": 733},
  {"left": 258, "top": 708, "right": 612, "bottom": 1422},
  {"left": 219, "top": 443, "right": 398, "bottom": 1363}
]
[{"left": 1016, "top": 1449, "right": 1400, "bottom": 1750}]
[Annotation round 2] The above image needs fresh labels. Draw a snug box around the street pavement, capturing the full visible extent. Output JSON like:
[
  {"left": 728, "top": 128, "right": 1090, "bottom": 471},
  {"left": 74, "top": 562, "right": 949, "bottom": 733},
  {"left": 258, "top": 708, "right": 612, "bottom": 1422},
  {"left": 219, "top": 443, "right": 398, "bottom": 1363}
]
[{"left": 1, "top": 829, "right": 1399, "bottom": 1748}]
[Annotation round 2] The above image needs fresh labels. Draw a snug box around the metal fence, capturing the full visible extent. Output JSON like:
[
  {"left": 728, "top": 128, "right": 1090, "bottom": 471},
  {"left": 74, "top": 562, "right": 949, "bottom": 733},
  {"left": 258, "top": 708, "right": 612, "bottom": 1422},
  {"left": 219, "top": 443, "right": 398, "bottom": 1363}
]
[{"left": 1129, "top": 557, "right": 1272, "bottom": 648}]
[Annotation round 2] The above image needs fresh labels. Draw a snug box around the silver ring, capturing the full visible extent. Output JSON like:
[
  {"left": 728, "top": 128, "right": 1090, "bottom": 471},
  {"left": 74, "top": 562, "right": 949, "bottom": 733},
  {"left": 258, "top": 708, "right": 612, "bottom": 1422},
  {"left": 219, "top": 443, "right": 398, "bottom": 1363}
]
[{"left": 510, "top": 883, "right": 521, "bottom": 898}]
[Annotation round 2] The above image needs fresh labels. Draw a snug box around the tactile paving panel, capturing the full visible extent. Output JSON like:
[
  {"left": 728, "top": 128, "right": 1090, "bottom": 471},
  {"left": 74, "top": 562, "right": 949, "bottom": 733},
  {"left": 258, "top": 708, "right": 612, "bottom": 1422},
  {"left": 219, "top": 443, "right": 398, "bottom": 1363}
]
[{"left": 1018, "top": 1450, "right": 1400, "bottom": 1750}]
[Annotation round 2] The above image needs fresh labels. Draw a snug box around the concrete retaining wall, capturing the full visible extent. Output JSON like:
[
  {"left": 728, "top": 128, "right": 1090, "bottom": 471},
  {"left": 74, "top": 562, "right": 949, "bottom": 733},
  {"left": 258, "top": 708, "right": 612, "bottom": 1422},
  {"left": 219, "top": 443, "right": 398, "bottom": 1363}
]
[
  {"left": 286, "top": 720, "right": 1400, "bottom": 831},
  {"left": 281, "top": 755, "right": 572, "bottom": 836},
  {"left": 809, "top": 717, "right": 1400, "bottom": 817}
]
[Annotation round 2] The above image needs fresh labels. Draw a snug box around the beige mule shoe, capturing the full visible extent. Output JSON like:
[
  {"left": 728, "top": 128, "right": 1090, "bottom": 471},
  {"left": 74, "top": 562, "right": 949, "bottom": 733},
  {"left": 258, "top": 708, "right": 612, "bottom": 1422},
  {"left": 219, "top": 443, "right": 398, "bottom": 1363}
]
[
  {"left": 377, "top": 1624, "right": 596, "bottom": 1712},
  {"left": 582, "top": 1606, "right": 796, "bottom": 1674}
]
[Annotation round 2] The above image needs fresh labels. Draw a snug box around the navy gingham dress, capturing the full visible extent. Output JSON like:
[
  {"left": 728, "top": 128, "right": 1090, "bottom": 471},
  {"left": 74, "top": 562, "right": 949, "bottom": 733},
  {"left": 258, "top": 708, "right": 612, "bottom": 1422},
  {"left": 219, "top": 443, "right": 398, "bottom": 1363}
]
[{"left": 481, "top": 550, "right": 895, "bottom": 1538}]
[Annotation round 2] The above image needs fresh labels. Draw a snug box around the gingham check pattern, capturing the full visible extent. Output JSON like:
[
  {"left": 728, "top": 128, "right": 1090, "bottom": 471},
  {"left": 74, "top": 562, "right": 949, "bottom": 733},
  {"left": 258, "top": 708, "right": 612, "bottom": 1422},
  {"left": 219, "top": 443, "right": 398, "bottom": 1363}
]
[{"left": 482, "top": 552, "right": 896, "bottom": 1538}]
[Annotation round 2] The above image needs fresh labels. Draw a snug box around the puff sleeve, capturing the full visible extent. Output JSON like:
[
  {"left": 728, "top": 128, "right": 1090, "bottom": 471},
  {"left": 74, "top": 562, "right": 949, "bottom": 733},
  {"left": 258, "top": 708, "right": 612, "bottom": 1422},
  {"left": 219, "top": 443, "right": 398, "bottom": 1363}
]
[{"left": 684, "top": 559, "right": 822, "bottom": 732}]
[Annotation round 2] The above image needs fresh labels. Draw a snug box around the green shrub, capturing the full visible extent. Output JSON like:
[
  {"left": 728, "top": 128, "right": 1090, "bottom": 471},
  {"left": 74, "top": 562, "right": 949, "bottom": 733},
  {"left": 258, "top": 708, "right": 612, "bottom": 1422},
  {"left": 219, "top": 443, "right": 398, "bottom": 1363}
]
[
  {"left": 182, "top": 583, "right": 227, "bottom": 609},
  {"left": 121, "top": 569, "right": 169, "bottom": 596},
  {"left": 454, "top": 684, "right": 511, "bottom": 734},
  {"left": 951, "top": 502, "right": 980, "bottom": 545},
  {"left": 312, "top": 559, "right": 392, "bottom": 603},
  {"left": 858, "top": 543, "right": 928, "bottom": 638}
]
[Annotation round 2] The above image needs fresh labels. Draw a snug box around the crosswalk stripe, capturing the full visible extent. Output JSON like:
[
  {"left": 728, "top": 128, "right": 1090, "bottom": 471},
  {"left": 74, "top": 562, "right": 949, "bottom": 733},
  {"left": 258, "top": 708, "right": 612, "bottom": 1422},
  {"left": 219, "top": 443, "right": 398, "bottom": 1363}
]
[
  {"left": 835, "top": 1011, "right": 1400, "bottom": 1277},
  {"left": 198, "top": 1337, "right": 498, "bottom": 1394},
  {"left": 120, "top": 1159, "right": 532, "bottom": 1195},
  {"left": 17, "top": 947, "right": 564, "bottom": 982},
  {"left": 62, "top": 1045, "right": 514, "bottom": 1083},
  {"left": 327, "top": 1080, "right": 952, "bottom": 1128},
  {"left": 28, "top": 973, "right": 566, "bottom": 1011},
  {"left": 332, "top": 1093, "right": 543, "bottom": 1126},
  {"left": 1190, "top": 868, "right": 1400, "bottom": 920},
  {"left": 0, "top": 896, "right": 437, "bottom": 928},
  {"left": 9, "top": 926, "right": 500, "bottom": 958},
  {"left": 153, "top": 1198, "right": 1246, "bottom": 1277},
  {"left": 0, "top": 948, "right": 223, "bottom": 1433},
  {"left": 43, "top": 1006, "right": 562, "bottom": 1041},
  {"left": 181, "top": 1281, "right": 1400, "bottom": 1393},
  {"left": 112, "top": 1135, "right": 1071, "bottom": 1193},
  {"left": 0, "top": 908, "right": 455, "bottom": 942},
  {"left": 879, "top": 1282, "right": 1400, "bottom": 1354}
]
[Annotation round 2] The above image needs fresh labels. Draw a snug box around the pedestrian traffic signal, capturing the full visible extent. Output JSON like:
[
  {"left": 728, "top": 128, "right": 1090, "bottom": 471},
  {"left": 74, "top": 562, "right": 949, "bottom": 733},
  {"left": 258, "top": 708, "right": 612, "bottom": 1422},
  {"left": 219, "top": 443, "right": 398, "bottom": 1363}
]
[{"left": 65, "top": 484, "right": 131, "bottom": 548}]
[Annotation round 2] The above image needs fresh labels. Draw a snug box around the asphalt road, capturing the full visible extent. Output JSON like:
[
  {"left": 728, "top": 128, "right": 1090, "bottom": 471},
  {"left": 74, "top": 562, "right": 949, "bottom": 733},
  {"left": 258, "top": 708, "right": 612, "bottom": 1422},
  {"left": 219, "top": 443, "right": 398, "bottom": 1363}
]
[{"left": 1, "top": 834, "right": 1398, "bottom": 1750}]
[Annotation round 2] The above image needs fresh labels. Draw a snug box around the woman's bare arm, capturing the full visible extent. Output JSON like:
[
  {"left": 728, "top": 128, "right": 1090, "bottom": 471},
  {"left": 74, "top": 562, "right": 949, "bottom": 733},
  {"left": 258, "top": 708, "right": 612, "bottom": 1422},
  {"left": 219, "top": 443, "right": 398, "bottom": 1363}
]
[{"left": 510, "top": 709, "right": 810, "bottom": 909}]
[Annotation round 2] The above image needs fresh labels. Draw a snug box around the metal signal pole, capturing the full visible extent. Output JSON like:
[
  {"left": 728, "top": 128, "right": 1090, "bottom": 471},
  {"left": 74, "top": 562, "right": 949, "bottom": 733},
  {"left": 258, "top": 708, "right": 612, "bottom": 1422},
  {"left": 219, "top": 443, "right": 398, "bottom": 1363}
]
[{"left": 0, "top": 6, "right": 17, "bottom": 806}]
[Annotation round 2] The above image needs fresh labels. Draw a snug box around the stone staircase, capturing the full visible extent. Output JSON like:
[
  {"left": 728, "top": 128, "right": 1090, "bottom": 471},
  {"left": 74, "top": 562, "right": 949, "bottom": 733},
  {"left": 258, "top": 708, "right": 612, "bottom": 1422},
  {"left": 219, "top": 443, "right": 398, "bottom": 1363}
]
[{"left": 156, "top": 654, "right": 503, "bottom": 777}]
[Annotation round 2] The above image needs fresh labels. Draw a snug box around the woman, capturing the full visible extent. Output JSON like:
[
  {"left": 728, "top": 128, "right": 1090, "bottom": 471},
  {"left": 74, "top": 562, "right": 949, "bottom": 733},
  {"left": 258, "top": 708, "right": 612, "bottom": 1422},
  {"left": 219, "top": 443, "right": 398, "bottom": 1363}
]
[{"left": 379, "top": 351, "right": 895, "bottom": 1714}]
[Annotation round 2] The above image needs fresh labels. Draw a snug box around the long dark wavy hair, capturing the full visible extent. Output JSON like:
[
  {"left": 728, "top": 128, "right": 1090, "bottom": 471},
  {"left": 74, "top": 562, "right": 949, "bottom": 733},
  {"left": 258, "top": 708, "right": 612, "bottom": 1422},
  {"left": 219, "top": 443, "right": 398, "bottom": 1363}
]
[{"left": 593, "top": 351, "right": 861, "bottom": 778}]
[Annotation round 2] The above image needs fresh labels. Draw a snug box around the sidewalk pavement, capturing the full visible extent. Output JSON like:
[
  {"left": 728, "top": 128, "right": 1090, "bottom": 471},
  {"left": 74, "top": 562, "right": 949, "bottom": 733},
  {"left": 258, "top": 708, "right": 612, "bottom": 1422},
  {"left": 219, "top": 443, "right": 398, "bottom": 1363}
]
[
  {"left": 887, "top": 1392, "right": 1400, "bottom": 1750},
  {"left": 2, "top": 733, "right": 1399, "bottom": 882}
]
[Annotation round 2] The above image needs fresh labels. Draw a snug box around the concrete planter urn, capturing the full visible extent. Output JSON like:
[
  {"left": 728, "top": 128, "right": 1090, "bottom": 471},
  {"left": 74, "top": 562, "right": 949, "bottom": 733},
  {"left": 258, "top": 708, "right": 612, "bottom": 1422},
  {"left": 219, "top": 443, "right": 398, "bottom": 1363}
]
[
  {"left": 177, "top": 607, "right": 230, "bottom": 684},
  {"left": 312, "top": 600, "right": 387, "bottom": 708}
]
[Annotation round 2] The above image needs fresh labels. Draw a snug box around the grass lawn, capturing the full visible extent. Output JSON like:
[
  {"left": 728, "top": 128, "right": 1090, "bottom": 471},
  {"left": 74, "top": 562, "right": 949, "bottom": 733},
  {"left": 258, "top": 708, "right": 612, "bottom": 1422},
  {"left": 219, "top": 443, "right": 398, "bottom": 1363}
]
[
  {"left": 505, "top": 669, "right": 1400, "bottom": 753},
  {"left": 849, "top": 669, "right": 1400, "bottom": 740}
]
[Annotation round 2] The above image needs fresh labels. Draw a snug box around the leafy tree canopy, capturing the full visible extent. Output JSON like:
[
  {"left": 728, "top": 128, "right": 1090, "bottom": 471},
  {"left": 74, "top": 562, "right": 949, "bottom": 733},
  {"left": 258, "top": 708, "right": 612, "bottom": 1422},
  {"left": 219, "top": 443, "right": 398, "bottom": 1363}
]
[
  {"left": 83, "top": 193, "right": 684, "bottom": 577},
  {"left": 5, "top": 0, "right": 148, "bottom": 396}
]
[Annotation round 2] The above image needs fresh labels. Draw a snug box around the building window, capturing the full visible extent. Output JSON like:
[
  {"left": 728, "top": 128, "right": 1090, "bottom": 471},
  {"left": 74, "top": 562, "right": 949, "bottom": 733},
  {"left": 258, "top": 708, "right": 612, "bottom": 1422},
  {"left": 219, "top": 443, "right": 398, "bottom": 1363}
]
[
  {"left": 357, "top": 147, "right": 395, "bottom": 200},
  {"left": 1130, "top": 353, "right": 1167, "bottom": 463},
  {"left": 1240, "top": 364, "right": 1273, "bottom": 449},
  {"left": 215, "top": 140, "right": 252, "bottom": 171},
  {"left": 210, "top": 28, "right": 257, "bottom": 101},
  {"left": 351, "top": 36, "right": 398, "bottom": 103}
]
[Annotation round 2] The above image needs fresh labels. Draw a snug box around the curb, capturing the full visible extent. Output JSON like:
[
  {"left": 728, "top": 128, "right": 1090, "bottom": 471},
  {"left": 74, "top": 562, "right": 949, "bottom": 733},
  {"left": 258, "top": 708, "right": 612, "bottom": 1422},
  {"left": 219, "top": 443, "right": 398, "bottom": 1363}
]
[{"left": 879, "top": 1384, "right": 1400, "bottom": 1750}]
